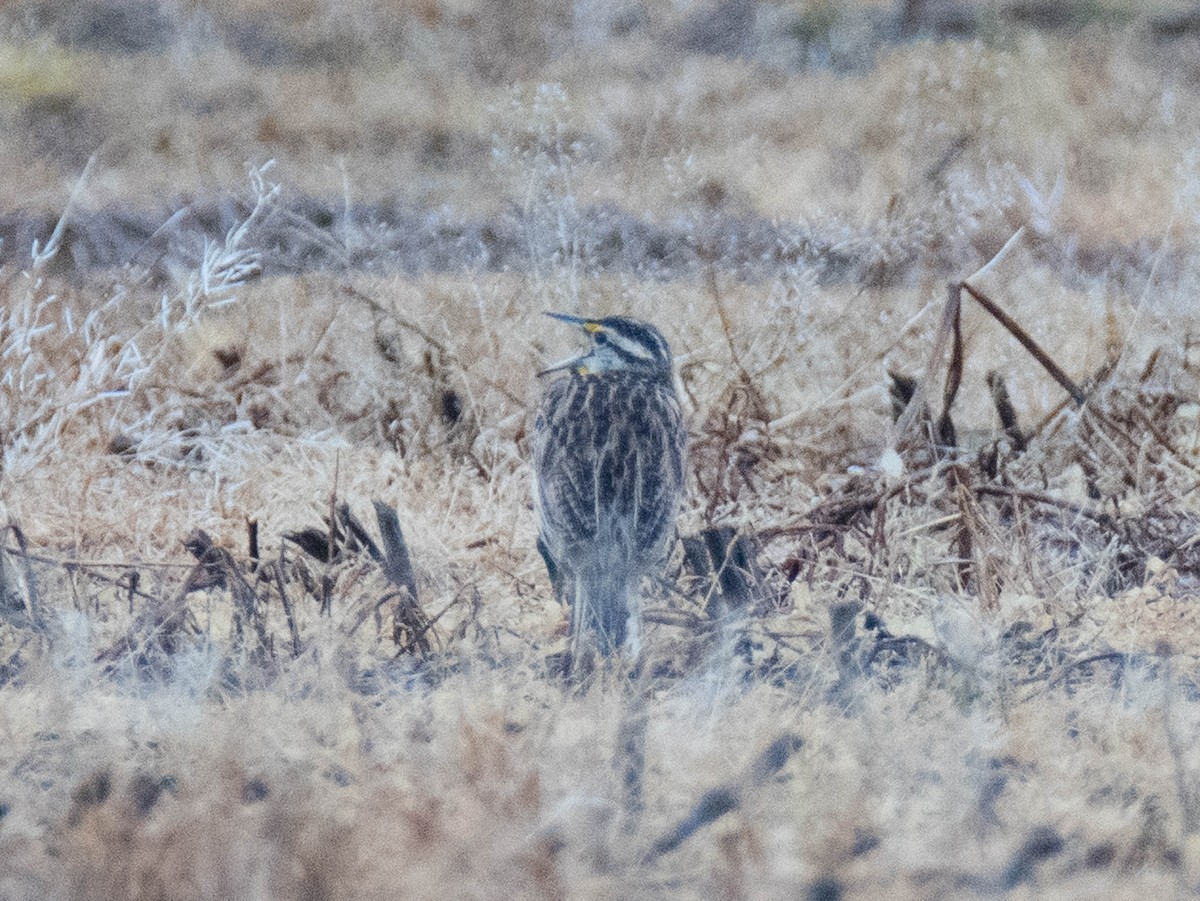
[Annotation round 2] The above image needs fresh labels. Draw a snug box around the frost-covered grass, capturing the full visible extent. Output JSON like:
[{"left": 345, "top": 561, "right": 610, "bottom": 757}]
[{"left": 2, "top": 2, "right": 1200, "bottom": 899}]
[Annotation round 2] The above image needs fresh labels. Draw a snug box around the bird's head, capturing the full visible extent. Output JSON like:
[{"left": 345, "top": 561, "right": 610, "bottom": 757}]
[{"left": 538, "top": 313, "right": 674, "bottom": 382}]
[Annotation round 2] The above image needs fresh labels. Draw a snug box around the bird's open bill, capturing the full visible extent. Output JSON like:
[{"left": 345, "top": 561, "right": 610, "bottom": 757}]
[{"left": 537, "top": 312, "right": 598, "bottom": 377}]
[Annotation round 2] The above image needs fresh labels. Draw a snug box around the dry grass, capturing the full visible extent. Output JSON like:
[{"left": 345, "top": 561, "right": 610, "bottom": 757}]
[{"left": 2, "top": 1, "right": 1200, "bottom": 898}]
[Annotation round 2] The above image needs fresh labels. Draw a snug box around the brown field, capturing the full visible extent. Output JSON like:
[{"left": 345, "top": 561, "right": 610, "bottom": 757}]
[{"left": 3, "top": 1, "right": 1200, "bottom": 898}]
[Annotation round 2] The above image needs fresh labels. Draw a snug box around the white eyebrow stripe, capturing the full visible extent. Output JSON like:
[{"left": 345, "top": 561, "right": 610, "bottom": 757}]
[{"left": 609, "top": 331, "right": 654, "bottom": 360}]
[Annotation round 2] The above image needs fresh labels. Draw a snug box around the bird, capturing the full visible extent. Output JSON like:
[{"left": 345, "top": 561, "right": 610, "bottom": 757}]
[{"left": 532, "top": 313, "right": 687, "bottom": 663}]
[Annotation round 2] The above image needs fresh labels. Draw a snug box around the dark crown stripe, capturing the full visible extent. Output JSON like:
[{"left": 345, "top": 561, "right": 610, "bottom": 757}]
[{"left": 599, "top": 316, "right": 672, "bottom": 368}]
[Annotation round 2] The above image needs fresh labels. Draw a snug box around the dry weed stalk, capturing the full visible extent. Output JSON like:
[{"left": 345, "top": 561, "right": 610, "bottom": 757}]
[
  {"left": 689, "top": 267, "right": 783, "bottom": 513},
  {"left": 0, "top": 162, "right": 282, "bottom": 486},
  {"left": 286, "top": 499, "right": 443, "bottom": 656},
  {"left": 2, "top": 521, "right": 44, "bottom": 632},
  {"left": 721, "top": 241, "right": 1200, "bottom": 691},
  {"left": 0, "top": 496, "right": 440, "bottom": 679},
  {"left": 645, "top": 732, "right": 803, "bottom": 863}
]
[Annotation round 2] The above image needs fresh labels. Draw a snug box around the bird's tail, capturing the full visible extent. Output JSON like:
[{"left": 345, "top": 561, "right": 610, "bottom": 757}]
[{"left": 572, "top": 567, "right": 639, "bottom": 659}]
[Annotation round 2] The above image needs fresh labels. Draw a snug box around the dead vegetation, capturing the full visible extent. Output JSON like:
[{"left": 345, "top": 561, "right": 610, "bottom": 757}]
[
  {"left": 2, "top": 1, "right": 1200, "bottom": 899},
  {"left": 2, "top": 219, "right": 1199, "bottom": 896}
]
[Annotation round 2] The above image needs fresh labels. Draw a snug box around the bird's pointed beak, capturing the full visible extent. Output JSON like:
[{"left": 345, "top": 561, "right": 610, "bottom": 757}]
[
  {"left": 544, "top": 312, "right": 591, "bottom": 328},
  {"left": 538, "top": 312, "right": 598, "bottom": 377}
]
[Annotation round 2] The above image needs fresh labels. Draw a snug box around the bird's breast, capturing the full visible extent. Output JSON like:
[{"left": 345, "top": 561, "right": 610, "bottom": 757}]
[{"left": 533, "top": 372, "right": 685, "bottom": 555}]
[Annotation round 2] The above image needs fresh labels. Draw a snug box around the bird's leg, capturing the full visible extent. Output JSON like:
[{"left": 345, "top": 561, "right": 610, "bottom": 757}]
[
  {"left": 622, "top": 600, "right": 642, "bottom": 660},
  {"left": 537, "top": 535, "right": 568, "bottom": 606}
]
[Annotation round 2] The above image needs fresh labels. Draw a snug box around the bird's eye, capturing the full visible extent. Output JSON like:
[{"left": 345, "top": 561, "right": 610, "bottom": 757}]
[{"left": 593, "top": 332, "right": 608, "bottom": 345}]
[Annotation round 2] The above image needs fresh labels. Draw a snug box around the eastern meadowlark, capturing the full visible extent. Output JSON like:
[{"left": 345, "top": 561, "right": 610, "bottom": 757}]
[{"left": 532, "top": 313, "right": 687, "bottom": 660}]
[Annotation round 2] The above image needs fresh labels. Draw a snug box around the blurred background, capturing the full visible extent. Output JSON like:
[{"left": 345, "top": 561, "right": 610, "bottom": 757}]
[{"left": 1, "top": 0, "right": 1198, "bottom": 289}]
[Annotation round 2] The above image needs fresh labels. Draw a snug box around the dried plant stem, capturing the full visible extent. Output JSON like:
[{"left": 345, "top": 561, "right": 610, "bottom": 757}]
[
  {"left": 342, "top": 284, "right": 523, "bottom": 406},
  {"left": 972, "top": 485, "right": 1114, "bottom": 527},
  {"left": 960, "top": 281, "right": 1086, "bottom": 405},
  {"left": 894, "top": 283, "right": 961, "bottom": 443},
  {"left": 706, "top": 265, "right": 749, "bottom": 381},
  {"left": 644, "top": 733, "right": 803, "bottom": 862},
  {"left": 1162, "top": 650, "right": 1200, "bottom": 834},
  {"left": 963, "top": 226, "right": 1026, "bottom": 284},
  {"left": 272, "top": 554, "right": 302, "bottom": 658},
  {"left": 7, "top": 523, "right": 44, "bottom": 633}
]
